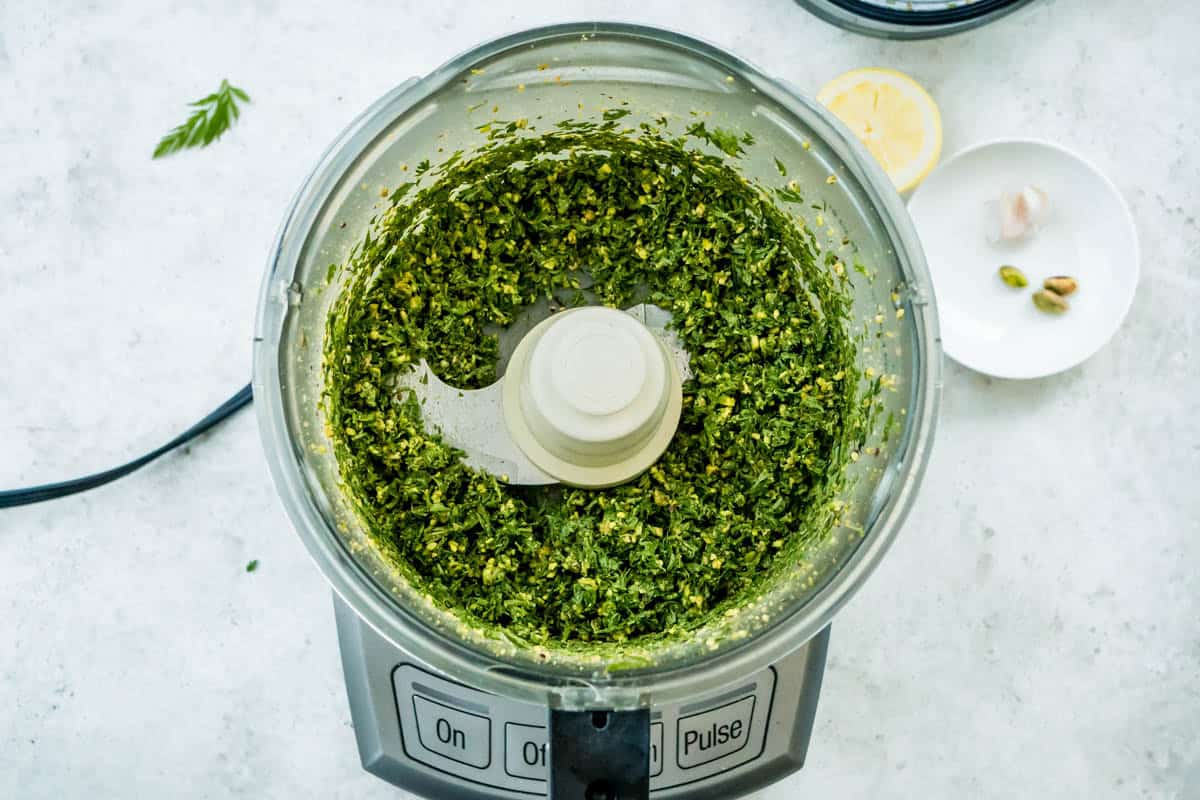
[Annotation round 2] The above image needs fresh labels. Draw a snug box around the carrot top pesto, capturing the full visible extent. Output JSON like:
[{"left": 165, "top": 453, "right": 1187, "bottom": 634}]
[{"left": 324, "top": 115, "right": 872, "bottom": 650}]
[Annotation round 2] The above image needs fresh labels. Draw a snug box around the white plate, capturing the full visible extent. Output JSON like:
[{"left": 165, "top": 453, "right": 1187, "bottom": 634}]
[{"left": 908, "top": 139, "right": 1139, "bottom": 379}]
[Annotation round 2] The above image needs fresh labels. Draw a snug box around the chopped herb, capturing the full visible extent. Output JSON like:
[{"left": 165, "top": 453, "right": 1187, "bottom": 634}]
[
  {"left": 684, "top": 121, "right": 745, "bottom": 157},
  {"left": 153, "top": 79, "right": 250, "bottom": 158},
  {"left": 324, "top": 116, "right": 874, "bottom": 651},
  {"left": 774, "top": 157, "right": 788, "bottom": 177},
  {"left": 776, "top": 182, "right": 804, "bottom": 204},
  {"left": 245, "top": 560, "right": 259, "bottom": 573}
]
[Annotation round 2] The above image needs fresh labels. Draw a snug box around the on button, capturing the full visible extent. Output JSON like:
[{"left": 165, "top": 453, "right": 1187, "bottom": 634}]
[
  {"left": 650, "top": 722, "right": 664, "bottom": 777},
  {"left": 412, "top": 695, "right": 491, "bottom": 769}
]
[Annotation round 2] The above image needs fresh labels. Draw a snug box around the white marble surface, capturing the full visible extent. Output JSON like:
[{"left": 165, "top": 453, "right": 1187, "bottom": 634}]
[{"left": 2, "top": 1, "right": 1198, "bottom": 798}]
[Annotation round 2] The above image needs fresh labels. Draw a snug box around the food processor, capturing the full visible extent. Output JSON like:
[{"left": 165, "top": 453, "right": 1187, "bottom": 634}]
[
  {"left": 794, "top": 0, "right": 1036, "bottom": 39},
  {"left": 253, "top": 23, "right": 941, "bottom": 799}
]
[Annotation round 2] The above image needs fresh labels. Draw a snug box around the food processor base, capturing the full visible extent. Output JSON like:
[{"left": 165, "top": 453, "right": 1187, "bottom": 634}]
[
  {"left": 254, "top": 22, "right": 940, "bottom": 800},
  {"left": 334, "top": 595, "right": 830, "bottom": 799}
]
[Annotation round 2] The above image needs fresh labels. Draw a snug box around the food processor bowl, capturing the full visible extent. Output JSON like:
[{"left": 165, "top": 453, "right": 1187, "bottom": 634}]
[
  {"left": 252, "top": 23, "right": 941, "bottom": 711},
  {"left": 795, "top": 0, "right": 1036, "bottom": 39}
]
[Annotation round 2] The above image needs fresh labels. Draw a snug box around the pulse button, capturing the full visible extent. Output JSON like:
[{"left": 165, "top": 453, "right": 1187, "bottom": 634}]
[{"left": 676, "top": 695, "right": 756, "bottom": 769}]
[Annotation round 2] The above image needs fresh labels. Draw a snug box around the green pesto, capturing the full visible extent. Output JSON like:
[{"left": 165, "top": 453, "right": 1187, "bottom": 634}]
[{"left": 323, "top": 116, "right": 871, "bottom": 650}]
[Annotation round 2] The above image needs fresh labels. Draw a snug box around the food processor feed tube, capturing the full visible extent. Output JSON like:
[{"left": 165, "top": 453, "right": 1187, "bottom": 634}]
[{"left": 255, "top": 23, "right": 940, "bottom": 800}]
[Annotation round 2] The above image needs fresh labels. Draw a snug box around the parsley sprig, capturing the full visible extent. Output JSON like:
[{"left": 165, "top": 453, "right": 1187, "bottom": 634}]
[{"left": 153, "top": 79, "right": 250, "bottom": 158}]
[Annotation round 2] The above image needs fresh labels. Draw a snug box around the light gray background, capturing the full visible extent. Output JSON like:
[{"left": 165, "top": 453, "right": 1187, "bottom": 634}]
[{"left": 2, "top": 1, "right": 1197, "bottom": 798}]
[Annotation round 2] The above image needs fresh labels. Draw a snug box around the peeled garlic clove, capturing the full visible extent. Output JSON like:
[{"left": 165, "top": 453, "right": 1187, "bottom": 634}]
[
  {"left": 1020, "top": 186, "right": 1049, "bottom": 225},
  {"left": 989, "top": 185, "right": 1050, "bottom": 242}
]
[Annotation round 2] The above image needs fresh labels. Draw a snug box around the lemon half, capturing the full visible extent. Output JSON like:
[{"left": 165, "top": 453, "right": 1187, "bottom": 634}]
[{"left": 817, "top": 68, "right": 943, "bottom": 193}]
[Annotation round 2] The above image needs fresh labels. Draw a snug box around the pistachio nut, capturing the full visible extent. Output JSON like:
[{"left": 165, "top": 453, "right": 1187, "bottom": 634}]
[
  {"left": 1043, "top": 275, "right": 1078, "bottom": 296},
  {"left": 998, "top": 265, "right": 1028, "bottom": 288},
  {"left": 1032, "top": 289, "right": 1069, "bottom": 314}
]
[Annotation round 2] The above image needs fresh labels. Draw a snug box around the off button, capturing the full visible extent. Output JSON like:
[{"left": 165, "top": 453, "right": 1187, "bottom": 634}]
[
  {"left": 504, "top": 722, "right": 547, "bottom": 780},
  {"left": 412, "top": 695, "right": 491, "bottom": 769}
]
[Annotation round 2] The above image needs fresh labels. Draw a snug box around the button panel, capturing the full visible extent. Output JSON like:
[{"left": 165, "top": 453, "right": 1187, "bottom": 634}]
[{"left": 391, "top": 662, "right": 777, "bottom": 795}]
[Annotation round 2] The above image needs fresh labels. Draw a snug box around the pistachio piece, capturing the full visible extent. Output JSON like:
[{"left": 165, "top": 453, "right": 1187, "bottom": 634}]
[
  {"left": 1033, "top": 289, "right": 1069, "bottom": 314},
  {"left": 998, "top": 264, "right": 1028, "bottom": 288},
  {"left": 1043, "top": 275, "right": 1078, "bottom": 296}
]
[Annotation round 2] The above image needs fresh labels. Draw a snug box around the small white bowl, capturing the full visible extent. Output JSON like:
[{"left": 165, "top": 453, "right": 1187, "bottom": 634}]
[{"left": 908, "top": 139, "right": 1139, "bottom": 379}]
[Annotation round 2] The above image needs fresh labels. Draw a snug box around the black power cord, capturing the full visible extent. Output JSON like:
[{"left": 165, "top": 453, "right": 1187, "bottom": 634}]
[{"left": 0, "top": 383, "right": 253, "bottom": 510}]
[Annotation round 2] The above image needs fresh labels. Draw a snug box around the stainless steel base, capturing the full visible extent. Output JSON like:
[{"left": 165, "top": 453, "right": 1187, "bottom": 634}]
[{"left": 334, "top": 595, "right": 830, "bottom": 799}]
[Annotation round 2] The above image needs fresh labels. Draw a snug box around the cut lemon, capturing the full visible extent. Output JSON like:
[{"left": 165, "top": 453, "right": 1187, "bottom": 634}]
[{"left": 817, "top": 68, "right": 942, "bottom": 193}]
